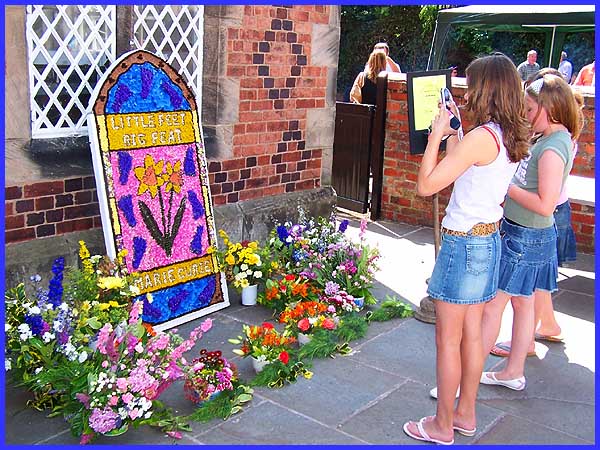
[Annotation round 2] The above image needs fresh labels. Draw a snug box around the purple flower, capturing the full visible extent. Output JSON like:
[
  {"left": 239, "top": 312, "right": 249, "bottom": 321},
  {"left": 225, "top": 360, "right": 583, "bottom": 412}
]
[
  {"left": 338, "top": 219, "right": 349, "bottom": 233},
  {"left": 324, "top": 281, "right": 340, "bottom": 296},
  {"left": 47, "top": 257, "right": 65, "bottom": 307},
  {"left": 24, "top": 314, "right": 46, "bottom": 336},
  {"left": 89, "top": 407, "right": 120, "bottom": 434}
]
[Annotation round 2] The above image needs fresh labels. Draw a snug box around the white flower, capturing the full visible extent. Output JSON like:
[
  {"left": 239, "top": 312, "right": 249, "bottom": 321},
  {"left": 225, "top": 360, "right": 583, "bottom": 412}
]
[
  {"left": 59, "top": 303, "right": 69, "bottom": 311},
  {"left": 240, "top": 263, "right": 248, "bottom": 271},
  {"left": 246, "top": 269, "right": 253, "bottom": 276},
  {"left": 5, "top": 359, "right": 12, "bottom": 371},
  {"left": 17, "top": 324, "right": 32, "bottom": 341},
  {"left": 5, "top": 323, "right": 11, "bottom": 332},
  {"left": 135, "top": 342, "right": 144, "bottom": 353},
  {"left": 28, "top": 306, "right": 41, "bottom": 315},
  {"left": 253, "top": 271, "right": 262, "bottom": 279},
  {"left": 78, "top": 351, "right": 88, "bottom": 363},
  {"left": 34, "top": 367, "right": 43, "bottom": 374},
  {"left": 130, "top": 285, "right": 141, "bottom": 295},
  {"left": 42, "top": 332, "right": 55, "bottom": 343}
]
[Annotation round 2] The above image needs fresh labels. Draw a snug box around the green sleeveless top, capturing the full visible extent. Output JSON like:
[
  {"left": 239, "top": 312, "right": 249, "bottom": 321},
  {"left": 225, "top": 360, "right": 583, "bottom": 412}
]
[{"left": 503, "top": 130, "right": 573, "bottom": 228}]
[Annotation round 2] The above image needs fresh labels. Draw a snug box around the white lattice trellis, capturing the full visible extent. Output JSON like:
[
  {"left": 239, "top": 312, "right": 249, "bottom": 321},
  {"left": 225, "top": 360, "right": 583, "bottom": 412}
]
[
  {"left": 26, "top": 5, "right": 116, "bottom": 138},
  {"left": 133, "top": 5, "right": 204, "bottom": 105}
]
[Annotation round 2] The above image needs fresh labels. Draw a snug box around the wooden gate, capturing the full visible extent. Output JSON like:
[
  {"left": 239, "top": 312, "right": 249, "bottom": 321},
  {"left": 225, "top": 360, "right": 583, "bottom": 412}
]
[{"left": 332, "top": 73, "right": 387, "bottom": 216}]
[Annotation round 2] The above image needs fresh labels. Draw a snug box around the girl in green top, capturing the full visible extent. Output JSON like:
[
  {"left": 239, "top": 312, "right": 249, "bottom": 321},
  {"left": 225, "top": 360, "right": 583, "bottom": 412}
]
[{"left": 479, "top": 74, "right": 583, "bottom": 391}]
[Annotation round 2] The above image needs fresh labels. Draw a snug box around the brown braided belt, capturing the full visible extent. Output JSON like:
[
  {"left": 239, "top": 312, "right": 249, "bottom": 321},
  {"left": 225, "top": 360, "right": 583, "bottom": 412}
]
[{"left": 441, "top": 221, "right": 500, "bottom": 237}]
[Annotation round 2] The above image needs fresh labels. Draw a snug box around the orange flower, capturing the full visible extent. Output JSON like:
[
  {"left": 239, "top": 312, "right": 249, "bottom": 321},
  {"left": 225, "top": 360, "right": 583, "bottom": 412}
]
[{"left": 142, "top": 322, "right": 156, "bottom": 337}]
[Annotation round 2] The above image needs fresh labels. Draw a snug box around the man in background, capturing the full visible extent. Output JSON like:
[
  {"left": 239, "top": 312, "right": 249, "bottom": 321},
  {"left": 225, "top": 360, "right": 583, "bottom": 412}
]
[
  {"left": 558, "top": 51, "right": 573, "bottom": 82},
  {"left": 517, "top": 49, "right": 540, "bottom": 81}
]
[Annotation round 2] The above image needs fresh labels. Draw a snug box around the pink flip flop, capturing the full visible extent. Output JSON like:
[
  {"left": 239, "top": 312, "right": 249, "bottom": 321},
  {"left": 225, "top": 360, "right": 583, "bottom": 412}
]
[{"left": 403, "top": 416, "right": 454, "bottom": 445}]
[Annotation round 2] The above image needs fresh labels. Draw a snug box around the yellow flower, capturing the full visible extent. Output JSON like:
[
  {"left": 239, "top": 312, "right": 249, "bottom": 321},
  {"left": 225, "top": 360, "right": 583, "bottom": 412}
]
[
  {"left": 225, "top": 254, "right": 235, "bottom": 266},
  {"left": 117, "top": 248, "right": 128, "bottom": 266},
  {"left": 271, "top": 261, "right": 279, "bottom": 269},
  {"left": 98, "top": 300, "right": 126, "bottom": 311},
  {"left": 206, "top": 246, "right": 215, "bottom": 254},
  {"left": 164, "top": 160, "right": 184, "bottom": 193},
  {"left": 79, "top": 240, "right": 93, "bottom": 274},
  {"left": 134, "top": 155, "right": 165, "bottom": 198},
  {"left": 97, "top": 276, "right": 125, "bottom": 290},
  {"left": 303, "top": 370, "right": 314, "bottom": 380}
]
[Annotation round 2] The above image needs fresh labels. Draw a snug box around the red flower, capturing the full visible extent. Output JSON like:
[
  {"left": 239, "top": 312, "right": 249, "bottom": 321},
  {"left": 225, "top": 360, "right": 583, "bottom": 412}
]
[
  {"left": 262, "top": 322, "right": 274, "bottom": 329},
  {"left": 278, "top": 350, "right": 289, "bottom": 364},
  {"left": 285, "top": 274, "right": 295, "bottom": 281},
  {"left": 297, "top": 318, "right": 310, "bottom": 332},
  {"left": 322, "top": 318, "right": 336, "bottom": 330}
]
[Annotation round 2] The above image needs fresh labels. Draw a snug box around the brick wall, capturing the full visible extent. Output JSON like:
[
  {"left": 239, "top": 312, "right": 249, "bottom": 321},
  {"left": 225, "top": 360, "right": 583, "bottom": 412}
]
[
  {"left": 380, "top": 79, "right": 595, "bottom": 254},
  {"left": 206, "top": 5, "right": 331, "bottom": 205},
  {"left": 5, "top": 177, "right": 101, "bottom": 244}
]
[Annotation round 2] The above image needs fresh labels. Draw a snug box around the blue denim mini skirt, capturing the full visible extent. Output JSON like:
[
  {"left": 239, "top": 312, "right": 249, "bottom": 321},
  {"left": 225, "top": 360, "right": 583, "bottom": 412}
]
[
  {"left": 554, "top": 201, "right": 577, "bottom": 266},
  {"left": 497, "top": 218, "right": 558, "bottom": 297},
  {"left": 427, "top": 230, "right": 501, "bottom": 304}
]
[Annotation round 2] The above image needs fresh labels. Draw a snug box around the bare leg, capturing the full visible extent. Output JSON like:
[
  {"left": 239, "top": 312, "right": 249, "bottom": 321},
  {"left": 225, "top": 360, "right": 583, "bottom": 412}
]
[
  {"left": 454, "top": 302, "right": 485, "bottom": 431},
  {"left": 496, "top": 295, "right": 534, "bottom": 380},
  {"left": 481, "top": 291, "right": 512, "bottom": 358},
  {"left": 405, "top": 300, "right": 463, "bottom": 442},
  {"left": 534, "top": 290, "right": 562, "bottom": 337}
]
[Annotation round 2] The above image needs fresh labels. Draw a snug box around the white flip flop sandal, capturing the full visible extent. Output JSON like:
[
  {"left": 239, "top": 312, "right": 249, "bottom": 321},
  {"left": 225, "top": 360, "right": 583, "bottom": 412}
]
[
  {"left": 480, "top": 372, "right": 526, "bottom": 390},
  {"left": 403, "top": 416, "right": 454, "bottom": 445}
]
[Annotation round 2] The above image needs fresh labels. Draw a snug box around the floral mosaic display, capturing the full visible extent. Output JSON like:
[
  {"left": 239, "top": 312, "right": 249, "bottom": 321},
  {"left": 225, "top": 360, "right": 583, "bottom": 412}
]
[{"left": 89, "top": 50, "right": 227, "bottom": 327}]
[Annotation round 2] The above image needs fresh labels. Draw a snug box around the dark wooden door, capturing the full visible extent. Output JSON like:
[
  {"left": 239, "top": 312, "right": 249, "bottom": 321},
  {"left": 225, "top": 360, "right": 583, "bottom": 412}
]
[{"left": 331, "top": 102, "right": 375, "bottom": 213}]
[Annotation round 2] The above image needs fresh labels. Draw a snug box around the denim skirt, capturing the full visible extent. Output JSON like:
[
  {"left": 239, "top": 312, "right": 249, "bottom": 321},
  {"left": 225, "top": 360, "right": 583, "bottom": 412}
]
[
  {"left": 427, "top": 230, "right": 501, "bottom": 305},
  {"left": 554, "top": 201, "right": 577, "bottom": 266},
  {"left": 497, "top": 218, "right": 558, "bottom": 297}
]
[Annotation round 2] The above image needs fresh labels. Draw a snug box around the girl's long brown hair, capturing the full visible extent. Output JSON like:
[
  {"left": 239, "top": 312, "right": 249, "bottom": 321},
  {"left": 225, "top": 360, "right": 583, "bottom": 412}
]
[
  {"left": 525, "top": 73, "right": 584, "bottom": 141},
  {"left": 365, "top": 50, "right": 387, "bottom": 81},
  {"left": 464, "top": 53, "right": 530, "bottom": 163}
]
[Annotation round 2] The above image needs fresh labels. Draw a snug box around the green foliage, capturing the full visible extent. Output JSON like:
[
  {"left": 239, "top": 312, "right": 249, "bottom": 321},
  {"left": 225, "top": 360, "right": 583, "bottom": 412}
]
[
  {"left": 366, "top": 295, "right": 414, "bottom": 322},
  {"left": 296, "top": 328, "right": 352, "bottom": 360},
  {"left": 250, "top": 359, "right": 313, "bottom": 388},
  {"left": 334, "top": 312, "right": 369, "bottom": 342},
  {"left": 187, "top": 384, "right": 254, "bottom": 423}
]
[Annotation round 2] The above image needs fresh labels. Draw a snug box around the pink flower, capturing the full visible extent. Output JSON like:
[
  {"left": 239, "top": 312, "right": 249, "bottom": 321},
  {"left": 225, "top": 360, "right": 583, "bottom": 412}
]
[
  {"left": 128, "top": 408, "right": 140, "bottom": 420},
  {"left": 116, "top": 377, "right": 128, "bottom": 392},
  {"left": 122, "top": 392, "right": 134, "bottom": 404},
  {"left": 75, "top": 393, "right": 90, "bottom": 408},
  {"left": 200, "top": 318, "right": 213, "bottom": 333},
  {"left": 166, "top": 431, "right": 183, "bottom": 439},
  {"left": 322, "top": 318, "right": 336, "bottom": 330},
  {"left": 108, "top": 395, "right": 118, "bottom": 406},
  {"left": 80, "top": 433, "right": 94, "bottom": 445},
  {"left": 297, "top": 318, "right": 310, "bottom": 332},
  {"left": 101, "top": 360, "right": 109, "bottom": 368},
  {"left": 89, "top": 407, "right": 119, "bottom": 434}
]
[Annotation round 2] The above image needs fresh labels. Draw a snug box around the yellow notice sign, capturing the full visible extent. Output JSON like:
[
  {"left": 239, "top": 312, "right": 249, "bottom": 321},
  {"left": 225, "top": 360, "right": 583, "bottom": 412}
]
[
  {"left": 412, "top": 74, "right": 447, "bottom": 130},
  {"left": 134, "top": 255, "right": 216, "bottom": 295},
  {"left": 105, "top": 111, "right": 195, "bottom": 150}
]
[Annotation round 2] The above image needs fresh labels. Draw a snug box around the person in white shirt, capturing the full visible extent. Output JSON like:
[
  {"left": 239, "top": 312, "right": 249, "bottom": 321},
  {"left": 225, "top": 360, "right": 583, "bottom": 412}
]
[{"left": 558, "top": 51, "right": 573, "bottom": 82}]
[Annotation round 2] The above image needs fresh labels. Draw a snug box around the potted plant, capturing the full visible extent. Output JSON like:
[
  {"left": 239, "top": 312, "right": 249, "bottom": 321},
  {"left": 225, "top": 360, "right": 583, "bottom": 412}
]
[
  {"left": 278, "top": 300, "right": 338, "bottom": 345},
  {"left": 182, "top": 349, "right": 237, "bottom": 404},
  {"left": 258, "top": 274, "right": 321, "bottom": 315},
  {"left": 215, "top": 230, "right": 269, "bottom": 305},
  {"left": 229, "top": 323, "right": 296, "bottom": 373}
]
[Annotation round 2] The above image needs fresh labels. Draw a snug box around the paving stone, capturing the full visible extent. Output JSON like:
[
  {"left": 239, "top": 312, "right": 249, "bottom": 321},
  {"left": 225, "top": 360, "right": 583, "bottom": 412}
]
[
  {"left": 553, "top": 289, "right": 595, "bottom": 321},
  {"left": 474, "top": 414, "right": 592, "bottom": 445},
  {"left": 256, "top": 355, "right": 405, "bottom": 427},
  {"left": 193, "top": 399, "right": 364, "bottom": 444},
  {"left": 348, "top": 318, "right": 438, "bottom": 387},
  {"left": 340, "top": 379, "right": 504, "bottom": 445},
  {"left": 478, "top": 397, "right": 595, "bottom": 443},
  {"left": 557, "top": 274, "right": 595, "bottom": 296}
]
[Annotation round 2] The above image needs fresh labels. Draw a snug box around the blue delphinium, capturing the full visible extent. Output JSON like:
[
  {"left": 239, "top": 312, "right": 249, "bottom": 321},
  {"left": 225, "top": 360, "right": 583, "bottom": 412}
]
[
  {"left": 277, "top": 225, "right": 290, "bottom": 245},
  {"left": 338, "top": 219, "right": 349, "bottom": 233},
  {"left": 47, "top": 257, "right": 65, "bottom": 307}
]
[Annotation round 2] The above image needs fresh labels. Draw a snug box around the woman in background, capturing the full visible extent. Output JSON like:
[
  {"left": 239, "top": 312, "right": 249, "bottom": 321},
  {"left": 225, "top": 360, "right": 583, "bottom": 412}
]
[{"left": 349, "top": 50, "right": 386, "bottom": 105}]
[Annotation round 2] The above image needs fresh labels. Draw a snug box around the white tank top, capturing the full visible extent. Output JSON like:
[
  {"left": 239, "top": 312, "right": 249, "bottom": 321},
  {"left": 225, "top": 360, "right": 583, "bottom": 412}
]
[{"left": 442, "top": 122, "right": 519, "bottom": 232}]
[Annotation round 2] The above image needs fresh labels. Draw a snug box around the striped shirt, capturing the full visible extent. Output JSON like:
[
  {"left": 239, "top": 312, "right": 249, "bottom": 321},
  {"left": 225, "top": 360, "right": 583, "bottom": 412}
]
[{"left": 517, "top": 61, "right": 540, "bottom": 81}]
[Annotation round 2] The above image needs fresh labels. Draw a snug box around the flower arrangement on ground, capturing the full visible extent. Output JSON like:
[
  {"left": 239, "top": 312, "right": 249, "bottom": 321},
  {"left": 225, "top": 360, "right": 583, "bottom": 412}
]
[
  {"left": 278, "top": 301, "right": 338, "bottom": 337},
  {"left": 258, "top": 274, "right": 321, "bottom": 315},
  {"left": 229, "top": 322, "right": 296, "bottom": 365},
  {"left": 266, "top": 213, "right": 349, "bottom": 276},
  {"left": 215, "top": 230, "right": 270, "bottom": 290},
  {"left": 183, "top": 349, "right": 238, "bottom": 404},
  {"left": 320, "top": 281, "right": 363, "bottom": 314},
  {"left": 312, "top": 219, "right": 380, "bottom": 303}
]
